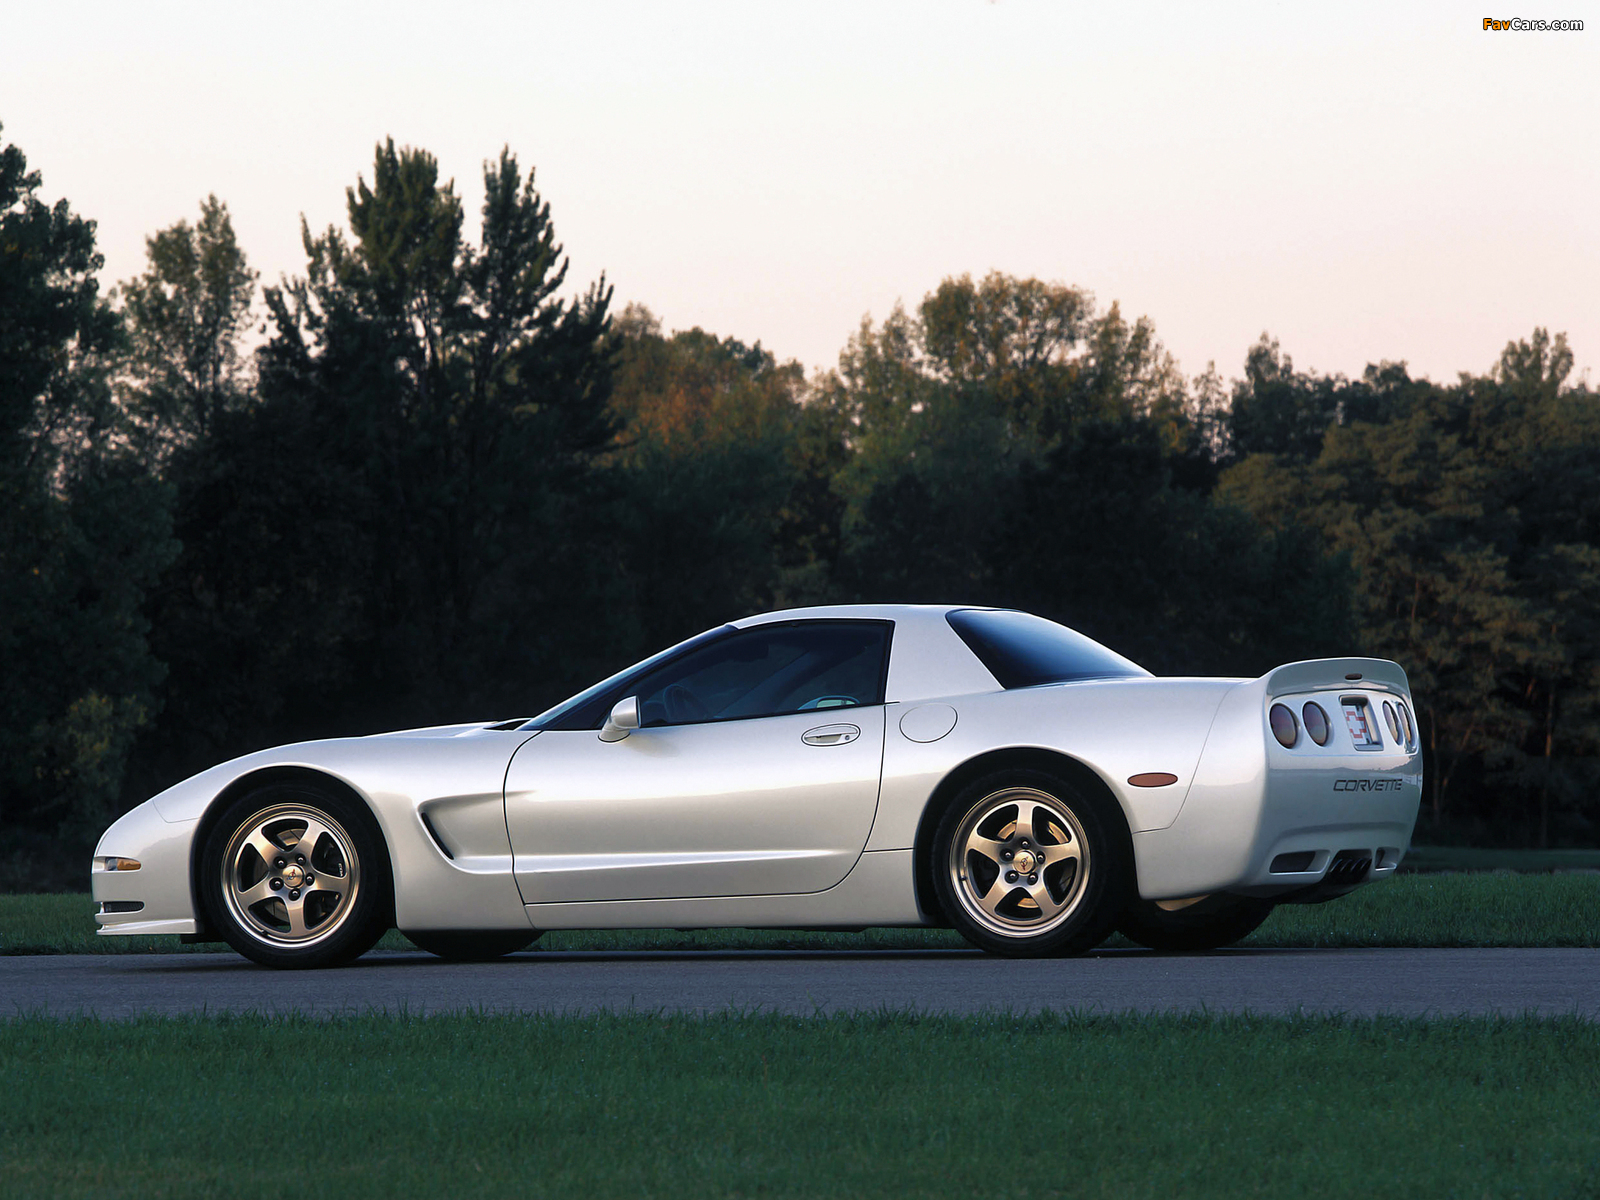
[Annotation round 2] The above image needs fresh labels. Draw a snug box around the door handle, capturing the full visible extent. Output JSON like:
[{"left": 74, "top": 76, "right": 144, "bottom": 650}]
[{"left": 802, "top": 723, "right": 861, "bottom": 746}]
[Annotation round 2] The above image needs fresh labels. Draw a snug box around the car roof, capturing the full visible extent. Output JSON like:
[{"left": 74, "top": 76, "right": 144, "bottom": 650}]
[
  {"left": 732, "top": 604, "right": 1005, "bottom": 701},
  {"left": 731, "top": 603, "right": 990, "bottom": 628}
]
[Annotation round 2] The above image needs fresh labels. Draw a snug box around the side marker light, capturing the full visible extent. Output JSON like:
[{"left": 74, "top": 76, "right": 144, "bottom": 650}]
[{"left": 1128, "top": 773, "right": 1179, "bottom": 787}]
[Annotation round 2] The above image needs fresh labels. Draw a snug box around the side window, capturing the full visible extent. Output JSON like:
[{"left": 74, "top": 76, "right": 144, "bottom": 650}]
[{"left": 631, "top": 622, "right": 890, "bottom": 727}]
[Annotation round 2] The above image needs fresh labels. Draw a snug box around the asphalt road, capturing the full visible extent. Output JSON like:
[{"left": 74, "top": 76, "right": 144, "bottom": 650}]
[{"left": 4, "top": 947, "right": 1598, "bottom": 1019}]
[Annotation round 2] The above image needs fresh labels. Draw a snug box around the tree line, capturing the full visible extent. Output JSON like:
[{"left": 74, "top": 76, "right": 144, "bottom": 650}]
[{"left": 3, "top": 126, "right": 1595, "bottom": 887}]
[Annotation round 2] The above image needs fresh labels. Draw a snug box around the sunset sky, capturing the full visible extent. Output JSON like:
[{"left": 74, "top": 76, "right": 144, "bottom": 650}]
[{"left": 3, "top": 0, "right": 1595, "bottom": 384}]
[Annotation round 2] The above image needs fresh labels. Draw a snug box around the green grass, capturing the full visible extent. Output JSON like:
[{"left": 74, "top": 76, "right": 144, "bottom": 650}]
[
  {"left": 1402, "top": 844, "right": 1600, "bottom": 872},
  {"left": 1, "top": 1011, "right": 1596, "bottom": 1199},
  {"left": 1243, "top": 870, "right": 1600, "bottom": 947},
  {"left": 0, "top": 893, "right": 970, "bottom": 955},
  {"left": 7, "top": 870, "right": 1598, "bottom": 954}
]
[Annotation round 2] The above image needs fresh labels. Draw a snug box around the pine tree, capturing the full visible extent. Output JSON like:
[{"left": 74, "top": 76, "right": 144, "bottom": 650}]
[{"left": 0, "top": 125, "right": 175, "bottom": 879}]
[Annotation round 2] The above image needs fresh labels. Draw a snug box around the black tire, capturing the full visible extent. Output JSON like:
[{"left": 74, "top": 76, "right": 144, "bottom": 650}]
[
  {"left": 201, "top": 781, "right": 393, "bottom": 969},
  {"left": 404, "top": 930, "right": 542, "bottom": 961},
  {"left": 1117, "top": 894, "right": 1274, "bottom": 952},
  {"left": 930, "top": 768, "right": 1132, "bottom": 957}
]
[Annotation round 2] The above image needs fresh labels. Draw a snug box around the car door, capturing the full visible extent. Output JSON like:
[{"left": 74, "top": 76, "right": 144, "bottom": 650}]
[{"left": 504, "top": 620, "right": 891, "bottom": 903}]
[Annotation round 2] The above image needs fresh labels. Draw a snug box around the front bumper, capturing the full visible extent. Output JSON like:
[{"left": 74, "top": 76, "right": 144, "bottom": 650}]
[{"left": 91, "top": 801, "right": 200, "bottom": 936}]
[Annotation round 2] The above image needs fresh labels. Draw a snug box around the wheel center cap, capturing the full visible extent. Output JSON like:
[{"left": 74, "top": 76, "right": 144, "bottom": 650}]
[
  {"left": 282, "top": 864, "right": 306, "bottom": 889},
  {"left": 1012, "top": 849, "right": 1038, "bottom": 874}
]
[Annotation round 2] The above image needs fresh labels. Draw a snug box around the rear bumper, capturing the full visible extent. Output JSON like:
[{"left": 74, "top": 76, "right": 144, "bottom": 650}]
[
  {"left": 1132, "top": 769, "right": 1422, "bottom": 901},
  {"left": 91, "top": 801, "right": 200, "bottom": 936},
  {"left": 1130, "top": 673, "right": 1423, "bottom": 901},
  {"left": 1226, "top": 775, "right": 1420, "bottom": 900}
]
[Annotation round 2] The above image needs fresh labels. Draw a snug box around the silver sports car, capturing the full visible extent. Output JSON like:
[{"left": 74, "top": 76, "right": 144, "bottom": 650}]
[{"left": 93, "top": 605, "right": 1424, "bottom": 967}]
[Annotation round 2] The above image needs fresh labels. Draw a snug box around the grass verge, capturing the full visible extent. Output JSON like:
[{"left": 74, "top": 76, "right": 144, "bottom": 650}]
[
  {"left": 1402, "top": 844, "right": 1600, "bottom": 872},
  {"left": 2, "top": 1011, "right": 1597, "bottom": 1199},
  {"left": 4, "top": 871, "right": 1597, "bottom": 954}
]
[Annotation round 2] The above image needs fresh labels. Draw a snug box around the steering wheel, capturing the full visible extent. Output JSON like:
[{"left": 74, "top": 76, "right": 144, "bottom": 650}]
[
  {"left": 799, "top": 695, "right": 859, "bottom": 711},
  {"left": 663, "top": 684, "right": 712, "bottom": 723}
]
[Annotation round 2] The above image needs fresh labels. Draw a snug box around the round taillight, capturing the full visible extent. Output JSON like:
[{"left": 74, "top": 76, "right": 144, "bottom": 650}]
[
  {"left": 1398, "top": 702, "right": 1414, "bottom": 749},
  {"left": 1383, "top": 701, "right": 1401, "bottom": 743},
  {"left": 1302, "top": 702, "right": 1330, "bottom": 746},
  {"left": 1269, "top": 703, "right": 1298, "bottom": 748}
]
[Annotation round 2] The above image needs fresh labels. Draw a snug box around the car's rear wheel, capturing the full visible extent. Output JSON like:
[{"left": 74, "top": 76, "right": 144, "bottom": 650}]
[
  {"left": 1117, "top": 894, "right": 1275, "bottom": 952},
  {"left": 405, "top": 930, "right": 542, "bottom": 961},
  {"left": 931, "top": 769, "right": 1130, "bottom": 957},
  {"left": 202, "top": 782, "right": 391, "bottom": 969}
]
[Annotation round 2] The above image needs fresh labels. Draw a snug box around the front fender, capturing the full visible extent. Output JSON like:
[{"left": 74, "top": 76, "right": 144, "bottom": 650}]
[
  {"left": 135, "top": 730, "right": 536, "bottom": 933},
  {"left": 92, "top": 801, "right": 200, "bottom": 934}
]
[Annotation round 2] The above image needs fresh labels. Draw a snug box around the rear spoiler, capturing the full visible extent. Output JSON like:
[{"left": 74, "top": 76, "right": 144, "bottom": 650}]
[{"left": 1262, "top": 657, "right": 1411, "bottom": 699}]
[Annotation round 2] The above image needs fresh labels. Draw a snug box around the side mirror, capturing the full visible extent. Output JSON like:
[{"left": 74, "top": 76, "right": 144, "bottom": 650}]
[{"left": 599, "top": 696, "right": 641, "bottom": 742}]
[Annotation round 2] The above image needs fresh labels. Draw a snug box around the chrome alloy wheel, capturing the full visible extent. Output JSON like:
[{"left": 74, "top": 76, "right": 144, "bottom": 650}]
[
  {"left": 946, "top": 786, "right": 1090, "bottom": 939},
  {"left": 220, "top": 805, "right": 362, "bottom": 948}
]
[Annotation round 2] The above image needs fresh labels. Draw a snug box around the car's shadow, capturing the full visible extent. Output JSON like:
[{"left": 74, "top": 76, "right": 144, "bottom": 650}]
[{"left": 121, "top": 944, "right": 1327, "bottom": 972}]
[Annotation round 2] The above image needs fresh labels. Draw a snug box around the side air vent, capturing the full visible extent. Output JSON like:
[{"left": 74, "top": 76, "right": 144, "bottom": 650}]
[
  {"left": 419, "top": 812, "right": 455, "bottom": 861},
  {"left": 98, "top": 900, "right": 145, "bottom": 914}
]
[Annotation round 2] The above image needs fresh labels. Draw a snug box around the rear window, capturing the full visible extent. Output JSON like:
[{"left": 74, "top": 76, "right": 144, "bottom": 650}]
[{"left": 946, "top": 609, "right": 1149, "bottom": 688}]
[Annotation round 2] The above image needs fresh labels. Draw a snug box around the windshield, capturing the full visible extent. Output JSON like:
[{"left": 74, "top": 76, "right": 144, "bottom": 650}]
[
  {"left": 946, "top": 609, "right": 1149, "bottom": 688},
  {"left": 522, "top": 625, "right": 737, "bottom": 730}
]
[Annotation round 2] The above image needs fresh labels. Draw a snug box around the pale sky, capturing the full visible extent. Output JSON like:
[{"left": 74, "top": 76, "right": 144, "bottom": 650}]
[{"left": 3, "top": 1, "right": 1596, "bottom": 385}]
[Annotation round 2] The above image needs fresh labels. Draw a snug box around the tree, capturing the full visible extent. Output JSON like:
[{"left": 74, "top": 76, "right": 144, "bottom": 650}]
[
  {"left": 993, "top": 418, "right": 1353, "bottom": 677},
  {"left": 0, "top": 124, "right": 175, "bottom": 879},
  {"left": 818, "top": 273, "right": 1352, "bottom": 678},
  {"left": 137, "top": 141, "right": 616, "bottom": 788},
  {"left": 119, "top": 195, "right": 257, "bottom": 454},
  {"left": 829, "top": 274, "right": 1213, "bottom": 597},
  {"left": 1484, "top": 332, "right": 1600, "bottom": 845},
  {"left": 1224, "top": 335, "right": 1341, "bottom": 462},
  {"left": 604, "top": 306, "right": 821, "bottom": 650},
  {"left": 1218, "top": 330, "right": 1600, "bottom": 842},
  {"left": 1223, "top": 336, "right": 1423, "bottom": 465}
]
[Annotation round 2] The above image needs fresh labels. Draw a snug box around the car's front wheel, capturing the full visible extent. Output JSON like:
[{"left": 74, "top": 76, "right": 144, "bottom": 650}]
[
  {"left": 202, "top": 782, "right": 392, "bottom": 969},
  {"left": 932, "top": 769, "right": 1130, "bottom": 957}
]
